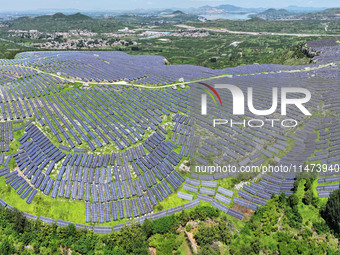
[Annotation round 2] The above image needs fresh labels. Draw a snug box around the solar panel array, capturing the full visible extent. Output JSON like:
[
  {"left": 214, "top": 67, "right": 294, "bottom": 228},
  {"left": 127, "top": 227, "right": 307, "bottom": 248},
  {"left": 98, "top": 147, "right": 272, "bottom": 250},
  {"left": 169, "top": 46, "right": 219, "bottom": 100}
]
[{"left": 0, "top": 43, "right": 339, "bottom": 230}]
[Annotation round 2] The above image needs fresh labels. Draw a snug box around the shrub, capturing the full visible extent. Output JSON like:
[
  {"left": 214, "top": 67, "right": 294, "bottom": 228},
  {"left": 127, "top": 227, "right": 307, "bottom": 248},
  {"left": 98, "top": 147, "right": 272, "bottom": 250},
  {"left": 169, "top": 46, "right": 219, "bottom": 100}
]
[
  {"left": 152, "top": 215, "right": 177, "bottom": 234},
  {"left": 288, "top": 194, "right": 299, "bottom": 207},
  {"left": 303, "top": 190, "right": 312, "bottom": 205}
]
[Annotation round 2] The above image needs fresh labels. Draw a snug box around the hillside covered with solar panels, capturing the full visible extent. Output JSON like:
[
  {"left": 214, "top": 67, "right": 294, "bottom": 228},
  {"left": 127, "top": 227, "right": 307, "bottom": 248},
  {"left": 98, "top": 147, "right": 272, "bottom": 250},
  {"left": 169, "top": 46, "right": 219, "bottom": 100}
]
[{"left": 0, "top": 38, "right": 339, "bottom": 234}]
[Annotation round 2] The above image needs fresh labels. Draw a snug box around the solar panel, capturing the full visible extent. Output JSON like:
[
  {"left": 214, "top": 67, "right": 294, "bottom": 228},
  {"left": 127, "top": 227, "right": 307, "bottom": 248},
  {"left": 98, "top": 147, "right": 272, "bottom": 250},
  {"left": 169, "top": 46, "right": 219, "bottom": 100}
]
[
  {"left": 142, "top": 195, "right": 153, "bottom": 213},
  {"left": 186, "top": 178, "right": 200, "bottom": 186},
  {"left": 167, "top": 205, "right": 183, "bottom": 215},
  {"left": 128, "top": 179, "right": 136, "bottom": 196},
  {"left": 76, "top": 224, "right": 93, "bottom": 231},
  {"left": 51, "top": 180, "right": 60, "bottom": 198},
  {"left": 71, "top": 181, "right": 78, "bottom": 199},
  {"left": 104, "top": 202, "right": 111, "bottom": 222},
  {"left": 252, "top": 196, "right": 267, "bottom": 206},
  {"left": 166, "top": 175, "right": 178, "bottom": 190},
  {"left": 56, "top": 219, "right": 74, "bottom": 228},
  {"left": 146, "top": 189, "right": 158, "bottom": 205},
  {"left": 183, "top": 183, "right": 198, "bottom": 193},
  {"left": 103, "top": 183, "right": 111, "bottom": 202},
  {"left": 234, "top": 197, "right": 249, "bottom": 207},
  {"left": 78, "top": 182, "right": 84, "bottom": 200},
  {"left": 111, "top": 201, "right": 118, "bottom": 221},
  {"left": 212, "top": 200, "right": 228, "bottom": 213},
  {"left": 98, "top": 203, "right": 105, "bottom": 223},
  {"left": 177, "top": 191, "right": 193, "bottom": 201},
  {"left": 201, "top": 181, "right": 217, "bottom": 188},
  {"left": 134, "top": 179, "right": 143, "bottom": 197},
  {"left": 110, "top": 182, "right": 118, "bottom": 201},
  {"left": 113, "top": 222, "right": 131, "bottom": 232},
  {"left": 138, "top": 175, "right": 147, "bottom": 191},
  {"left": 227, "top": 208, "right": 243, "bottom": 220},
  {"left": 85, "top": 202, "right": 91, "bottom": 223},
  {"left": 199, "top": 187, "right": 215, "bottom": 196},
  {"left": 26, "top": 189, "right": 37, "bottom": 204},
  {"left": 162, "top": 180, "right": 173, "bottom": 195},
  {"left": 197, "top": 193, "right": 213, "bottom": 203},
  {"left": 64, "top": 181, "right": 72, "bottom": 199},
  {"left": 215, "top": 193, "right": 231, "bottom": 205},
  {"left": 118, "top": 200, "right": 125, "bottom": 219},
  {"left": 184, "top": 199, "right": 200, "bottom": 210},
  {"left": 136, "top": 197, "right": 146, "bottom": 215},
  {"left": 94, "top": 226, "right": 112, "bottom": 234},
  {"left": 40, "top": 216, "right": 56, "bottom": 225},
  {"left": 98, "top": 184, "right": 105, "bottom": 203},
  {"left": 238, "top": 190, "right": 253, "bottom": 201},
  {"left": 151, "top": 186, "right": 164, "bottom": 201},
  {"left": 85, "top": 183, "right": 90, "bottom": 201},
  {"left": 124, "top": 200, "right": 132, "bottom": 218},
  {"left": 116, "top": 181, "right": 124, "bottom": 199},
  {"left": 173, "top": 170, "right": 185, "bottom": 182},
  {"left": 21, "top": 186, "right": 32, "bottom": 199},
  {"left": 156, "top": 183, "right": 168, "bottom": 198},
  {"left": 91, "top": 184, "right": 98, "bottom": 203},
  {"left": 17, "top": 182, "right": 29, "bottom": 195},
  {"left": 91, "top": 203, "right": 98, "bottom": 223},
  {"left": 122, "top": 180, "right": 131, "bottom": 199}
]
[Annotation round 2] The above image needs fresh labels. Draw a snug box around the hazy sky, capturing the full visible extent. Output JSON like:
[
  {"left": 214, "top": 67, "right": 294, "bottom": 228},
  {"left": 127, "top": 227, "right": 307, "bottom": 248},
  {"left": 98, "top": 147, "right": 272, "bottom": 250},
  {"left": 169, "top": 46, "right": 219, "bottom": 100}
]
[{"left": 1, "top": 0, "right": 338, "bottom": 11}]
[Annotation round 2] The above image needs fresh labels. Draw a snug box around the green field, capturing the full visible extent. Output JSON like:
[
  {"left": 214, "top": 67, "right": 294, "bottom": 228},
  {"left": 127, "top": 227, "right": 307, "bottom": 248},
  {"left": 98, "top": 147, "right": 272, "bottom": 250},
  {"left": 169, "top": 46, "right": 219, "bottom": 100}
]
[{"left": 187, "top": 17, "right": 340, "bottom": 34}]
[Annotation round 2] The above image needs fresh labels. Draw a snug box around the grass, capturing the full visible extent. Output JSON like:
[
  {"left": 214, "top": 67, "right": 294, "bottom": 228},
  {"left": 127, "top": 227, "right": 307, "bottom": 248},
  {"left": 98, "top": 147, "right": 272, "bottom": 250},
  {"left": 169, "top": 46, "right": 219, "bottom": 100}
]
[
  {"left": 0, "top": 181, "right": 86, "bottom": 222},
  {"left": 176, "top": 232, "right": 192, "bottom": 255}
]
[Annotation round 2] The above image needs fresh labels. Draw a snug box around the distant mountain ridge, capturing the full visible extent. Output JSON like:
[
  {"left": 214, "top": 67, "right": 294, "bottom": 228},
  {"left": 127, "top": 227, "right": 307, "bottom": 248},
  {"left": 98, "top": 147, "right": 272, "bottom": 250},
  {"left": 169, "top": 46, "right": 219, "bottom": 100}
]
[
  {"left": 250, "top": 8, "right": 295, "bottom": 19},
  {"left": 191, "top": 4, "right": 262, "bottom": 15},
  {"left": 15, "top": 12, "right": 93, "bottom": 23},
  {"left": 248, "top": 7, "right": 339, "bottom": 20},
  {"left": 6, "top": 12, "right": 124, "bottom": 32},
  {"left": 115, "top": 10, "right": 201, "bottom": 24},
  {"left": 298, "top": 8, "right": 340, "bottom": 20},
  {"left": 285, "top": 5, "right": 329, "bottom": 12}
]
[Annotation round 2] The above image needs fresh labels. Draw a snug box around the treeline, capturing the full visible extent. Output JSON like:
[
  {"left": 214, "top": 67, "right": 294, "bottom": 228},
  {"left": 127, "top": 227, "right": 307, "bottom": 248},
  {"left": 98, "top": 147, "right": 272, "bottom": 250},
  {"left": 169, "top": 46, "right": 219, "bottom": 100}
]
[
  {"left": 0, "top": 205, "right": 220, "bottom": 254},
  {"left": 0, "top": 180, "right": 339, "bottom": 254},
  {"left": 321, "top": 189, "right": 340, "bottom": 236},
  {"left": 227, "top": 189, "right": 339, "bottom": 255}
]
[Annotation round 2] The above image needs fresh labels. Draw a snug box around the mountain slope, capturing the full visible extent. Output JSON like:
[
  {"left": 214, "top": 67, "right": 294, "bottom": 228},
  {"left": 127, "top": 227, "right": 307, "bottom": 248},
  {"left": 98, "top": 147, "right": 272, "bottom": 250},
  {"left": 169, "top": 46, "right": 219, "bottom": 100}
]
[
  {"left": 7, "top": 12, "right": 125, "bottom": 32},
  {"left": 299, "top": 8, "right": 340, "bottom": 20},
  {"left": 250, "top": 8, "right": 295, "bottom": 19}
]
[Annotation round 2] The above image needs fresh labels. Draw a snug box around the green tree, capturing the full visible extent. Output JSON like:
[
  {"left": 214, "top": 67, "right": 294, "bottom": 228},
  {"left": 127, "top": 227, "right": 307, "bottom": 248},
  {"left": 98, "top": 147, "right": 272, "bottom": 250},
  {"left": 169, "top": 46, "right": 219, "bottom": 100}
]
[
  {"left": 198, "top": 244, "right": 220, "bottom": 255},
  {"left": 321, "top": 189, "right": 340, "bottom": 235},
  {"left": 107, "top": 224, "right": 148, "bottom": 254},
  {"left": 303, "top": 190, "right": 313, "bottom": 205},
  {"left": 293, "top": 179, "right": 299, "bottom": 191},
  {"left": 0, "top": 237, "right": 15, "bottom": 255},
  {"left": 305, "top": 179, "right": 312, "bottom": 191},
  {"left": 12, "top": 209, "right": 27, "bottom": 234},
  {"left": 141, "top": 219, "right": 153, "bottom": 238},
  {"left": 177, "top": 210, "right": 189, "bottom": 226},
  {"left": 194, "top": 225, "right": 219, "bottom": 246},
  {"left": 152, "top": 215, "right": 177, "bottom": 234},
  {"left": 278, "top": 192, "right": 287, "bottom": 207},
  {"left": 289, "top": 194, "right": 299, "bottom": 207}
]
